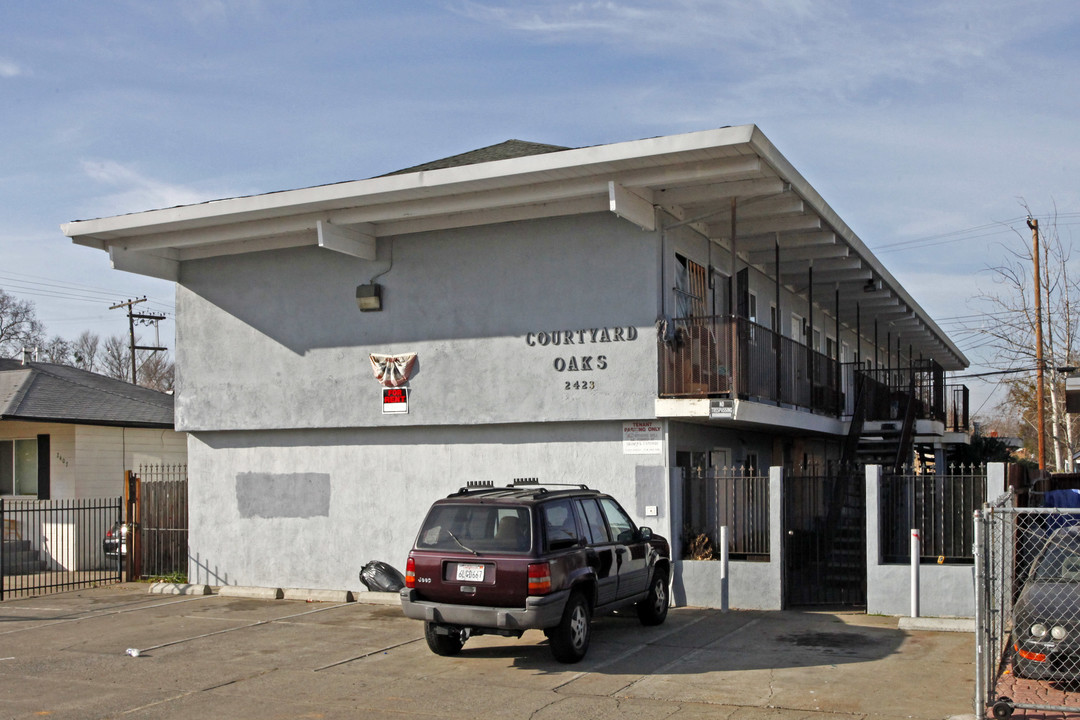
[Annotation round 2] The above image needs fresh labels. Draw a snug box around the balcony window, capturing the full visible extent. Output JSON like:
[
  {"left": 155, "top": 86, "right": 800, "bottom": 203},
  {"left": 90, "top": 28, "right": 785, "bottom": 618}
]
[{"left": 675, "top": 254, "right": 707, "bottom": 318}]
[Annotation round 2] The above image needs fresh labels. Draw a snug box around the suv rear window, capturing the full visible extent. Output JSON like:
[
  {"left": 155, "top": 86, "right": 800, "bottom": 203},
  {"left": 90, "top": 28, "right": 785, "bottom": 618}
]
[{"left": 416, "top": 504, "right": 532, "bottom": 553}]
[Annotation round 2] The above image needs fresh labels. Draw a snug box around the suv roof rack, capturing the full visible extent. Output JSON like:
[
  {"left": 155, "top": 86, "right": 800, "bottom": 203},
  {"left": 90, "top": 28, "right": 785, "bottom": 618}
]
[
  {"left": 510, "top": 478, "right": 589, "bottom": 490},
  {"left": 448, "top": 479, "right": 593, "bottom": 498}
]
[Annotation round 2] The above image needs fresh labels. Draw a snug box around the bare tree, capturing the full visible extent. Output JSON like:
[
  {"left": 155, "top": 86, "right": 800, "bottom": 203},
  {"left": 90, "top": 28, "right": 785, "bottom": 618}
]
[
  {"left": 101, "top": 334, "right": 131, "bottom": 381},
  {"left": 100, "top": 332, "right": 174, "bottom": 391},
  {"left": 72, "top": 330, "right": 100, "bottom": 371},
  {"left": 40, "top": 335, "right": 73, "bottom": 365},
  {"left": 976, "top": 202, "right": 1079, "bottom": 470},
  {"left": 0, "top": 288, "right": 45, "bottom": 358},
  {"left": 137, "top": 349, "right": 175, "bottom": 392}
]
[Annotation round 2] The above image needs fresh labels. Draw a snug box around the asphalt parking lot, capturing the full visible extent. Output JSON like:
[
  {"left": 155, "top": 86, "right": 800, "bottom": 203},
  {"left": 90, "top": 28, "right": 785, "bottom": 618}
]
[{"left": 0, "top": 584, "right": 976, "bottom": 720}]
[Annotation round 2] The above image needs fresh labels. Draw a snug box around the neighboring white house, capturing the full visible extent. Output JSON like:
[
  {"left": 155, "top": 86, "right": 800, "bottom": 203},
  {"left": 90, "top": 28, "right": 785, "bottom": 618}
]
[
  {"left": 62, "top": 126, "right": 972, "bottom": 609},
  {"left": 0, "top": 358, "right": 186, "bottom": 499}
]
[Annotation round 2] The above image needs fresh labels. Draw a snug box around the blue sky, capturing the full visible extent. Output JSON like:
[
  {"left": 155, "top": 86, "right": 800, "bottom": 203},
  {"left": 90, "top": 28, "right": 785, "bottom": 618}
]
[{"left": 3, "top": 1, "right": 1079, "bottom": 415}]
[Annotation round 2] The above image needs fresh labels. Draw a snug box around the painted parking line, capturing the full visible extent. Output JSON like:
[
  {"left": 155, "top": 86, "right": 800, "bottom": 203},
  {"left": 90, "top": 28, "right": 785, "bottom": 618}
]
[
  {"left": 0, "top": 593, "right": 219, "bottom": 636},
  {"left": 133, "top": 601, "right": 358, "bottom": 655}
]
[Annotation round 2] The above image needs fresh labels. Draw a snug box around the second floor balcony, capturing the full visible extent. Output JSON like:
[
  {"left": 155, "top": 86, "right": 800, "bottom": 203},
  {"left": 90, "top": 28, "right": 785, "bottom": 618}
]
[{"left": 658, "top": 315, "right": 969, "bottom": 431}]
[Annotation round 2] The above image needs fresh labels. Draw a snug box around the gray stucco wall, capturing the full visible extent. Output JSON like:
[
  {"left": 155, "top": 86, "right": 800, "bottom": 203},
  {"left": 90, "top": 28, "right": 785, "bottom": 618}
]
[
  {"left": 175, "top": 213, "right": 659, "bottom": 432},
  {"left": 186, "top": 421, "right": 672, "bottom": 591}
]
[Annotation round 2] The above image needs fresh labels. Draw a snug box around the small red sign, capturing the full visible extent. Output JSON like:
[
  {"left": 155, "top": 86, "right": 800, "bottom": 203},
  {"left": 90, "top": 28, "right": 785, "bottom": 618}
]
[{"left": 383, "top": 387, "right": 409, "bottom": 414}]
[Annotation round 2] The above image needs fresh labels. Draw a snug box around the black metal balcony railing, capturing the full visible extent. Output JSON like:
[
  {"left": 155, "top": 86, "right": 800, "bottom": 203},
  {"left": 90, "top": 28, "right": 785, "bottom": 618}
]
[
  {"left": 659, "top": 315, "right": 842, "bottom": 416},
  {"left": 946, "top": 385, "right": 969, "bottom": 433},
  {"left": 659, "top": 315, "right": 971, "bottom": 430}
]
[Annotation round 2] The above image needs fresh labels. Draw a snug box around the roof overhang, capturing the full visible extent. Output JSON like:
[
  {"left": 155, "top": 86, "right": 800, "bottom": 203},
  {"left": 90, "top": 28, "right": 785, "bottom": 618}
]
[{"left": 62, "top": 125, "right": 968, "bottom": 370}]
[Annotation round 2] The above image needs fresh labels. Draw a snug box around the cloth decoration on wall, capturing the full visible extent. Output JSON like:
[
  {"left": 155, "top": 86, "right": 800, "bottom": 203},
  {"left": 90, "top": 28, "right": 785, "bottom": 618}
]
[{"left": 369, "top": 353, "right": 417, "bottom": 387}]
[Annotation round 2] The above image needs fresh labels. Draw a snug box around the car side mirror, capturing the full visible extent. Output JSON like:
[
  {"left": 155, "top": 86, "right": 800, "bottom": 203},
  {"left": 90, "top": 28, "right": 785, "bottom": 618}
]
[{"left": 638, "top": 526, "right": 653, "bottom": 542}]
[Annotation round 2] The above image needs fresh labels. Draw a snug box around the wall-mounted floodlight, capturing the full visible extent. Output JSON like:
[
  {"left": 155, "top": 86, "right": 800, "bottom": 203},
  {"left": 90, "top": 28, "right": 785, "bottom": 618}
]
[{"left": 356, "top": 283, "right": 382, "bottom": 312}]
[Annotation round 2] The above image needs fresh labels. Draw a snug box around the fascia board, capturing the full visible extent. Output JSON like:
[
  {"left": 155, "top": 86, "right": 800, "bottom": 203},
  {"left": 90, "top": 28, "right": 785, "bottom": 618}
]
[{"left": 62, "top": 125, "right": 759, "bottom": 243}]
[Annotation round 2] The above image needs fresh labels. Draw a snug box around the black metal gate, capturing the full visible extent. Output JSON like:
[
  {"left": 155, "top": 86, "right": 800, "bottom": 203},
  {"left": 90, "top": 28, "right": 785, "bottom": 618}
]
[
  {"left": 783, "top": 468, "right": 867, "bottom": 607},
  {"left": 127, "top": 464, "right": 188, "bottom": 580},
  {"left": 1, "top": 496, "right": 123, "bottom": 600}
]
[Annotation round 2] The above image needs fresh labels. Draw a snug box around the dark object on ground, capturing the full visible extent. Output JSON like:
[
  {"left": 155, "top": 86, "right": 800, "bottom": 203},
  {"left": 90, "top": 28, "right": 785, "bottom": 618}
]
[{"left": 360, "top": 560, "right": 406, "bottom": 592}]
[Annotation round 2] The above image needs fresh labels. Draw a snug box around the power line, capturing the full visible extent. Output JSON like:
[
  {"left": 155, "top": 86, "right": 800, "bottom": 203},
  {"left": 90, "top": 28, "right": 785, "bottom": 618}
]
[{"left": 870, "top": 212, "right": 1080, "bottom": 254}]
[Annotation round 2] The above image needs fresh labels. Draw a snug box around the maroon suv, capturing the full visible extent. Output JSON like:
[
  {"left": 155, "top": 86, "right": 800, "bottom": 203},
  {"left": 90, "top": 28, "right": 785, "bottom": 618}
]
[{"left": 399, "top": 480, "right": 671, "bottom": 663}]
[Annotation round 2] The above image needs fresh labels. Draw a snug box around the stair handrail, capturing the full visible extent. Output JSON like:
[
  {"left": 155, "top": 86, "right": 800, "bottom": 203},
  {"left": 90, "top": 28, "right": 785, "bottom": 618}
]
[{"left": 892, "top": 370, "right": 919, "bottom": 475}]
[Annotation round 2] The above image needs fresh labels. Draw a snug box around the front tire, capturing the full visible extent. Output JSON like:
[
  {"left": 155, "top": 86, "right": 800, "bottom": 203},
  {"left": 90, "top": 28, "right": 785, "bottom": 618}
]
[
  {"left": 424, "top": 622, "right": 465, "bottom": 656},
  {"left": 637, "top": 568, "right": 669, "bottom": 626},
  {"left": 549, "top": 591, "right": 591, "bottom": 663}
]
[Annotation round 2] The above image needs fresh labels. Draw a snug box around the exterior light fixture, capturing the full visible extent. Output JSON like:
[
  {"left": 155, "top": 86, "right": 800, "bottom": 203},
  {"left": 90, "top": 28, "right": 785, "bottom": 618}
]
[{"left": 356, "top": 283, "right": 382, "bottom": 312}]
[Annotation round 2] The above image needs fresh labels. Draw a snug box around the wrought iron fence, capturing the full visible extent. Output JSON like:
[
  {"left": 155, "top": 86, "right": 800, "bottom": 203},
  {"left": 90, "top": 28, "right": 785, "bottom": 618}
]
[
  {"left": 659, "top": 315, "right": 841, "bottom": 416},
  {"left": 1, "top": 496, "right": 123, "bottom": 601},
  {"left": 682, "top": 466, "right": 769, "bottom": 560},
  {"left": 975, "top": 503, "right": 1080, "bottom": 719},
  {"left": 880, "top": 465, "right": 985, "bottom": 563}
]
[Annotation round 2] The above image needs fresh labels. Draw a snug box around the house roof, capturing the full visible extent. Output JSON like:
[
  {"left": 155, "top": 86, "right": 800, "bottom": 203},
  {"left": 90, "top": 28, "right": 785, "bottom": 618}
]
[
  {"left": 61, "top": 125, "right": 968, "bottom": 370},
  {"left": 0, "top": 359, "right": 174, "bottom": 428},
  {"left": 380, "top": 140, "right": 569, "bottom": 176}
]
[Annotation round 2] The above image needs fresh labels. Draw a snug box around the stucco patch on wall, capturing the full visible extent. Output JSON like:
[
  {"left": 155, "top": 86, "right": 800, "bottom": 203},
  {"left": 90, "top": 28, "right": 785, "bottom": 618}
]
[{"left": 236, "top": 472, "right": 331, "bottom": 518}]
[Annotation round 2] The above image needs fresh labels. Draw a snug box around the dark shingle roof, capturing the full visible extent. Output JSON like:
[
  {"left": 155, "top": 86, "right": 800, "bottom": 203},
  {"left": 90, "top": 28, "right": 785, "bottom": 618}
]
[
  {"left": 0, "top": 359, "right": 174, "bottom": 428},
  {"left": 381, "top": 140, "right": 570, "bottom": 177}
]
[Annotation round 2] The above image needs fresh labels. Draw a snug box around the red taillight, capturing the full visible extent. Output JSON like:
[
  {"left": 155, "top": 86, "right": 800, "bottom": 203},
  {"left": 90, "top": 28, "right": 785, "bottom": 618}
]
[
  {"left": 528, "top": 562, "right": 551, "bottom": 595},
  {"left": 405, "top": 557, "right": 416, "bottom": 589}
]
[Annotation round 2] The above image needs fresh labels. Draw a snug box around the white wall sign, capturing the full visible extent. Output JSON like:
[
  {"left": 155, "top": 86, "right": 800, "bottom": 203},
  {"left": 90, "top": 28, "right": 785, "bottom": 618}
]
[
  {"left": 383, "top": 387, "right": 409, "bottom": 414},
  {"left": 623, "top": 420, "right": 662, "bottom": 454},
  {"left": 710, "top": 399, "right": 734, "bottom": 419}
]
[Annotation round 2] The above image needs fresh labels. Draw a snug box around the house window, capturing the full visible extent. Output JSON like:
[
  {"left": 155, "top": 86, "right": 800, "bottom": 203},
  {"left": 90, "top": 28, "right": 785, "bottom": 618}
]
[
  {"left": 748, "top": 292, "right": 758, "bottom": 324},
  {"left": 813, "top": 329, "right": 822, "bottom": 353},
  {"left": 675, "top": 254, "right": 707, "bottom": 318},
  {"left": 826, "top": 336, "right": 837, "bottom": 360},
  {"left": 790, "top": 313, "right": 805, "bottom": 342},
  {"left": 769, "top": 304, "right": 777, "bottom": 331},
  {"left": 0, "top": 439, "right": 38, "bottom": 496}
]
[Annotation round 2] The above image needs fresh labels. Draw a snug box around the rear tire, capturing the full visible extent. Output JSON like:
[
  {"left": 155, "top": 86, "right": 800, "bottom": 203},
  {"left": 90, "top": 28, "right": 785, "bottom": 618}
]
[
  {"left": 424, "top": 622, "right": 465, "bottom": 656},
  {"left": 549, "top": 591, "right": 591, "bottom": 663},
  {"left": 637, "top": 568, "right": 669, "bottom": 626}
]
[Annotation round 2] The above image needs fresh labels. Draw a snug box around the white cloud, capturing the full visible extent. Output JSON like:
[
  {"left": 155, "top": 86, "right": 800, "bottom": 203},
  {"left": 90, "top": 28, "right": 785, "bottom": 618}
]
[
  {"left": 79, "top": 159, "right": 224, "bottom": 216},
  {"left": 0, "top": 58, "right": 23, "bottom": 78}
]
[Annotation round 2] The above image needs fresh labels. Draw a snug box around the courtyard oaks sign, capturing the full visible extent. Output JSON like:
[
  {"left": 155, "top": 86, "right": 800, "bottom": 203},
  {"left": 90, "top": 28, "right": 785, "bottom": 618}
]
[{"left": 524, "top": 325, "right": 638, "bottom": 373}]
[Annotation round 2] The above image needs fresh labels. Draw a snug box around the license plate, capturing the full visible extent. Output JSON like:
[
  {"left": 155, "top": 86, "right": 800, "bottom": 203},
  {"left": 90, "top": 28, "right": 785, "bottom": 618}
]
[{"left": 456, "top": 563, "right": 485, "bottom": 582}]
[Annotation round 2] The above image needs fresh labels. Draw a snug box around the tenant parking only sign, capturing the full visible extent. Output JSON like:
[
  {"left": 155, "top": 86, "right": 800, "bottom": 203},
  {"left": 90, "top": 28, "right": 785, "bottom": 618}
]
[
  {"left": 383, "top": 387, "right": 409, "bottom": 414},
  {"left": 622, "top": 420, "right": 662, "bottom": 454}
]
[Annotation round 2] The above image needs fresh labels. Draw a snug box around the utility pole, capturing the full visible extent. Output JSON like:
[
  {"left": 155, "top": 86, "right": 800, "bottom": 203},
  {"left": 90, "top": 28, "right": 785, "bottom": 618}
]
[
  {"left": 1028, "top": 216, "right": 1046, "bottom": 471},
  {"left": 109, "top": 297, "right": 167, "bottom": 385}
]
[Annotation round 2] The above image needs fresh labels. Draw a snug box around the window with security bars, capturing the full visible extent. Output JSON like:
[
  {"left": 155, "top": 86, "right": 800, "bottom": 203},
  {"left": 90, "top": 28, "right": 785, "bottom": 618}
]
[{"left": 674, "top": 254, "right": 707, "bottom": 318}]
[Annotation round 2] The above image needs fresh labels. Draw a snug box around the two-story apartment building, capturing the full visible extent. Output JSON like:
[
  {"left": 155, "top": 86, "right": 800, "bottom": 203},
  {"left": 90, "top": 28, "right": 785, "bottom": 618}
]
[{"left": 62, "top": 126, "right": 969, "bottom": 601}]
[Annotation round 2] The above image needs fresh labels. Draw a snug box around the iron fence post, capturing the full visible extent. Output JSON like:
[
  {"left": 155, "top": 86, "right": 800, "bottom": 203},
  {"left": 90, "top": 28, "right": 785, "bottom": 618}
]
[
  {"left": 1, "top": 497, "right": 5, "bottom": 602},
  {"left": 973, "top": 508, "right": 985, "bottom": 719}
]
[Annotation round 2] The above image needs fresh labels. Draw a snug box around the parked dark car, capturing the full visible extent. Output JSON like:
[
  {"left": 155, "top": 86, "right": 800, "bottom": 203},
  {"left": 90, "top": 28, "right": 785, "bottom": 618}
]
[
  {"left": 400, "top": 480, "right": 671, "bottom": 663},
  {"left": 1013, "top": 525, "right": 1080, "bottom": 679},
  {"left": 102, "top": 521, "right": 128, "bottom": 560}
]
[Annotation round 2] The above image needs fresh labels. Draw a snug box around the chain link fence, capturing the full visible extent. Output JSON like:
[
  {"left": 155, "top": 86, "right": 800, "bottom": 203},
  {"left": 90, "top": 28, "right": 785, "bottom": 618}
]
[{"left": 976, "top": 500, "right": 1080, "bottom": 718}]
